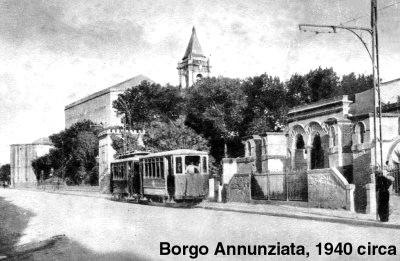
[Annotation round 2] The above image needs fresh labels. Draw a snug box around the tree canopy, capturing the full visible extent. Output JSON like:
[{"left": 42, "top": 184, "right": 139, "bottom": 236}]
[
  {"left": 242, "top": 74, "right": 287, "bottom": 135},
  {"left": 113, "top": 70, "right": 372, "bottom": 163},
  {"left": 112, "top": 81, "right": 184, "bottom": 128},
  {"left": 32, "top": 120, "right": 101, "bottom": 185}
]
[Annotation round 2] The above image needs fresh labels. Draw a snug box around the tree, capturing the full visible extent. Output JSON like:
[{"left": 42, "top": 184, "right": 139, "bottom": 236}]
[
  {"left": 111, "top": 118, "right": 209, "bottom": 154},
  {"left": 242, "top": 74, "right": 287, "bottom": 135},
  {"left": 305, "top": 67, "right": 340, "bottom": 102},
  {"left": 341, "top": 73, "right": 373, "bottom": 95},
  {"left": 144, "top": 118, "right": 210, "bottom": 153},
  {"left": 185, "top": 77, "right": 246, "bottom": 160},
  {"left": 285, "top": 74, "right": 311, "bottom": 107},
  {"left": 110, "top": 130, "right": 143, "bottom": 154},
  {"left": 0, "top": 164, "right": 10, "bottom": 184},
  {"left": 113, "top": 81, "right": 184, "bottom": 128},
  {"left": 31, "top": 120, "right": 102, "bottom": 185}
]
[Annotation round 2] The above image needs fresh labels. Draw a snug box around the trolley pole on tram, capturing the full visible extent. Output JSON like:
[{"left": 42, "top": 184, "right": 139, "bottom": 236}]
[{"left": 298, "top": 0, "right": 383, "bottom": 178}]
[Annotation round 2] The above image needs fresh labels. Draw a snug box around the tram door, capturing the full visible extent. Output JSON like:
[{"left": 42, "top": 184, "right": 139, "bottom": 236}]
[
  {"left": 132, "top": 162, "right": 141, "bottom": 195},
  {"left": 167, "top": 156, "right": 175, "bottom": 198}
]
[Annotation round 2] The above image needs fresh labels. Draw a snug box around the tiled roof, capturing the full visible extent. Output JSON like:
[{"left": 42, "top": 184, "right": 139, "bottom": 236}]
[{"left": 182, "top": 27, "right": 205, "bottom": 59}]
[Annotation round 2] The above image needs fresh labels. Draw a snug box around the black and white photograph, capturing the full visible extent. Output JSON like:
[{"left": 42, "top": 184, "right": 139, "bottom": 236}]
[{"left": 0, "top": 0, "right": 400, "bottom": 260}]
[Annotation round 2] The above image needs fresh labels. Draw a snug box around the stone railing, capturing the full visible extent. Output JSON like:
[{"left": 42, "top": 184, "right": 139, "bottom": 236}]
[{"left": 307, "top": 168, "right": 355, "bottom": 211}]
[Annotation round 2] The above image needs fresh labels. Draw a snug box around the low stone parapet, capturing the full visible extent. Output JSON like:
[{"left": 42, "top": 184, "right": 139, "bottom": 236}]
[
  {"left": 307, "top": 168, "right": 355, "bottom": 211},
  {"left": 226, "top": 173, "right": 251, "bottom": 203}
]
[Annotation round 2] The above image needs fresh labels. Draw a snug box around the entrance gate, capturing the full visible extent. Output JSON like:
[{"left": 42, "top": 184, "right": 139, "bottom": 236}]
[{"left": 251, "top": 171, "right": 308, "bottom": 201}]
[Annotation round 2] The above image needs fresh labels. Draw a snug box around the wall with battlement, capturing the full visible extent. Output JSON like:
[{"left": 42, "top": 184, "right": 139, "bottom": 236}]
[{"left": 98, "top": 127, "right": 145, "bottom": 193}]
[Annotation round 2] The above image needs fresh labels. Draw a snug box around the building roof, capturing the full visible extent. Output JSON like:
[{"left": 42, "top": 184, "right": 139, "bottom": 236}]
[
  {"left": 32, "top": 137, "right": 52, "bottom": 145},
  {"left": 65, "top": 74, "right": 153, "bottom": 110},
  {"left": 10, "top": 136, "right": 53, "bottom": 146},
  {"left": 382, "top": 77, "right": 400, "bottom": 85},
  {"left": 182, "top": 27, "right": 205, "bottom": 59}
]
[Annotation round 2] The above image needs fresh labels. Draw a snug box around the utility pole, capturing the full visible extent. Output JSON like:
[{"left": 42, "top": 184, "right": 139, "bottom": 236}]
[{"left": 298, "top": 0, "right": 383, "bottom": 176}]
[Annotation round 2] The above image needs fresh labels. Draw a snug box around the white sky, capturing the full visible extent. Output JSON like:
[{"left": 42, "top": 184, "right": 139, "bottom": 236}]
[{"left": 0, "top": 0, "right": 399, "bottom": 164}]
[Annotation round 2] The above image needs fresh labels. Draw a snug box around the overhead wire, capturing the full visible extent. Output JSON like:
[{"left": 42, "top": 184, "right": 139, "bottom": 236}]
[{"left": 340, "top": 0, "right": 400, "bottom": 25}]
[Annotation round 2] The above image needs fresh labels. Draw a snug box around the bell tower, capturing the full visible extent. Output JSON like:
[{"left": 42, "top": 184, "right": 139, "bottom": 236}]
[{"left": 177, "top": 27, "right": 211, "bottom": 88}]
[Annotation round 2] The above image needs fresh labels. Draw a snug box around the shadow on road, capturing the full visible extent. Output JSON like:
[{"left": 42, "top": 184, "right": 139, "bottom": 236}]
[
  {"left": 0, "top": 195, "right": 148, "bottom": 260},
  {"left": 0, "top": 195, "right": 35, "bottom": 255},
  {"left": 27, "top": 237, "right": 150, "bottom": 261}
]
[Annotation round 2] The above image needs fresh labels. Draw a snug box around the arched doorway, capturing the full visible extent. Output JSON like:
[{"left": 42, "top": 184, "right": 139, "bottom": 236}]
[
  {"left": 294, "top": 134, "right": 307, "bottom": 170},
  {"left": 311, "top": 133, "right": 324, "bottom": 169},
  {"left": 296, "top": 134, "right": 305, "bottom": 149}
]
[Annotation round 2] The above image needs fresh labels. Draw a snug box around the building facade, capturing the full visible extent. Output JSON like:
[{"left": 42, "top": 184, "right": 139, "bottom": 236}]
[
  {"left": 285, "top": 78, "right": 400, "bottom": 212},
  {"left": 10, "top": 138, "right": 53, "bottom": 187},
  {"left": 221, "top": 79, "right": 400, "bottom": 213},
  {"left": 64, "top": 74, "right": 152, "bottom": 128},
  {"left": 177, "top": 27, "right": 211, "bottom": 88}
]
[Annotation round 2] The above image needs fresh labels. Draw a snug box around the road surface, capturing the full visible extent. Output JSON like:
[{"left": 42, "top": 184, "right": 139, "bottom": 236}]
[{"left": 0, "top": 189, "right": 399, "bottom": 260}]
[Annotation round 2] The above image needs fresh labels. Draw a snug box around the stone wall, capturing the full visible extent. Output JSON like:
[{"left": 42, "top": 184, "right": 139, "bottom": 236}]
[
  {"left": 261, "top": 133, "right": 287, "bottom": 172},
  {"left": 352, "top": 147, "right": 372, "bottom": 212},
  {"left": 98, "top": 128, "right": 145, "bottom": 194},
  {"left": 307, "top": 168, "right": 354, "bottom": 210},
  {"left": 221, "top": 158, "right": 238, "bottom": 185},
  {"left": 98, "top": 130, "right": 115, "bottom": 194},
  {"left": 236, "top": 157, "right": 255, "bottom": 174},
  {"left": 226, "top": 173, "right": 251, "bottom": 203}
]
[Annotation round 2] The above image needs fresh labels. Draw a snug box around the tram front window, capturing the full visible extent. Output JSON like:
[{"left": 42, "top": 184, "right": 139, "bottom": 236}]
[{"left": 185, "top": 156, "right": 200, "bottom": 174}]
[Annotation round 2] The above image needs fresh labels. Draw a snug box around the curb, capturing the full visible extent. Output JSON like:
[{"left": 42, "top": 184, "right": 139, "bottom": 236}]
[
  {"left": 196, "top": 205, "right": 400, "bottom": 230},
  {"left": 9, "top": 188, "right": 400, "bottom": 229},
  {"left": 10, "top": 188, "right": 113, "bottom": 200},
  {"left": 44, "top": 190, "right": 113, "bottom": 200}
]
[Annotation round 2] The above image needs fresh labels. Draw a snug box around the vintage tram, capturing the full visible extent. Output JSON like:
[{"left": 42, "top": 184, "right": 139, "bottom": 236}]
[{"left": 110, "top": 149, "right": 209, "bottom": 204}]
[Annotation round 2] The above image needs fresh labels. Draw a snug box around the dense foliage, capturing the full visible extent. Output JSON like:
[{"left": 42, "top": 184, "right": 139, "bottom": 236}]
[
  {"left": 114, "top": 69, "right": 372, "bottom": 165},
  {"left": 112, "top": 81, "right": 184, "bottom": 128},
  {"left": 31, "top": 120, "right": 102, "bottom": 185},
  {"left": 0, "top": 164, "right": 10, "bottom": 184},
  {"left": 29, "top": 68, "right": 371, "bottom": 186}
]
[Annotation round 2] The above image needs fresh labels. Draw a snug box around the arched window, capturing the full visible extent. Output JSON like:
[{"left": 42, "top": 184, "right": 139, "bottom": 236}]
[
  {"left": 196, "top": 74, "right": 203, "bottom": 82},
  {"left": 355, "top": 122, "right": 365, "bottom": 144}
]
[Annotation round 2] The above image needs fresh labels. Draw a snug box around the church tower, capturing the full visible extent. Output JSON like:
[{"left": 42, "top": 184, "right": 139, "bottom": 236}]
[{"left": 177, "top": 27, "right": 211, "bottom": 88}]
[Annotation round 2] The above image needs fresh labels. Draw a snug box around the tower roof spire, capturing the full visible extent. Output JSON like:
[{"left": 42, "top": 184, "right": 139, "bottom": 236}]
[{"left": 182, "top": 26, "right": 205, "bottom": 59}]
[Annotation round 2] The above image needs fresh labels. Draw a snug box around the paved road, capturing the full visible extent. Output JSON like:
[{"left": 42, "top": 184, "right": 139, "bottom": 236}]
[{"left": 1, "top": 189, "right": 399, "bottom": 260}]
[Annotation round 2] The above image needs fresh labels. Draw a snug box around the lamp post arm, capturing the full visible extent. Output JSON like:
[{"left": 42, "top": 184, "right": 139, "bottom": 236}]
[
  {"left": 299, "top": 24, "right": 372, "bottom": 34},
  {"left": 298, "top": 23, "right": 373, "bottom": 61},
  {"left": 343, "top": 28, "right": 373, "bottom": 61}
]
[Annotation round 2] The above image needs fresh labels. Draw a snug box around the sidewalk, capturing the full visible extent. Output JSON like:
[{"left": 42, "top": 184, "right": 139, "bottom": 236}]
[
  {"left": 12, "top": 187, "right": 400, "bottom": 229},
  {"left": 197, "top": 199, "right": 400, "bottom": 229},
  {"left": 13, "top": 186, "right": 113, "bottom": 200}
]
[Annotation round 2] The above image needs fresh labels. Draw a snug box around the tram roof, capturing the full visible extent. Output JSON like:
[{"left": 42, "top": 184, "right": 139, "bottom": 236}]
[
  {"left": 140, "top": 149, "right": 208, "bottom": 158},
  {"left": 112, "top": 151, "right": 149, "bottom": 163}
]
